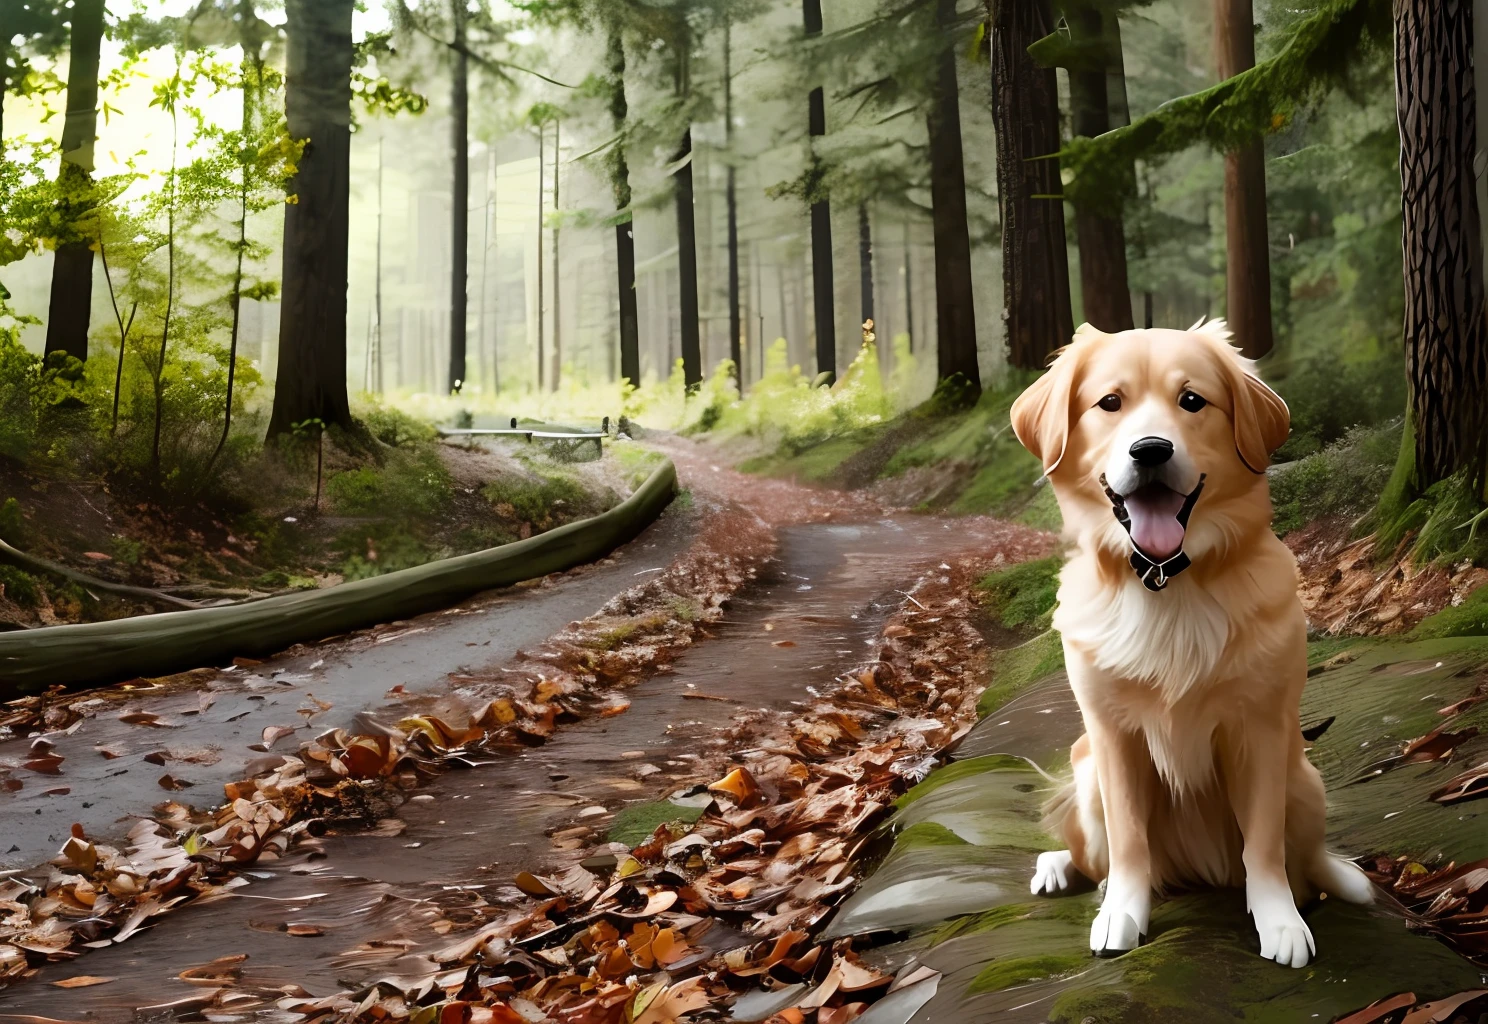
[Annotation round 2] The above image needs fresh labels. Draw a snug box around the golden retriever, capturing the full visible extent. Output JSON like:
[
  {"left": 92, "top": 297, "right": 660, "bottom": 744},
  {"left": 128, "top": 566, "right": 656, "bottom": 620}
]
[{"left": 1009, "top": 320, "right": 1373, "bottom": 968}]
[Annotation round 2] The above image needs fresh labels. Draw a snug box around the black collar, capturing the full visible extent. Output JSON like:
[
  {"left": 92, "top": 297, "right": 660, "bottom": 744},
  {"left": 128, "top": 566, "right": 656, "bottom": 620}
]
[{"left": 1099, "top": 474, "right": 1207, "bottom": 592}]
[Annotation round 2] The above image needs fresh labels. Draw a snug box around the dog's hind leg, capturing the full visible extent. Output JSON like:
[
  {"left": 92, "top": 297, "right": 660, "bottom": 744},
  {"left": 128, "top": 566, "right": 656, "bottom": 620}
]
[
  {"left": 1033, "top": 734, "right": 1105, "bottom": 896},
  {"left": 1289, "top": 752, "right": 1374, "bottom": 905}
]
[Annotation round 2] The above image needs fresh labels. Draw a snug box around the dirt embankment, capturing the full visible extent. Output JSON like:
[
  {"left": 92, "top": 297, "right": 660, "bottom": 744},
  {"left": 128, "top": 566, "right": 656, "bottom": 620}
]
[{"left": 0, "top": 439, "right": 635, "bottom": 630}]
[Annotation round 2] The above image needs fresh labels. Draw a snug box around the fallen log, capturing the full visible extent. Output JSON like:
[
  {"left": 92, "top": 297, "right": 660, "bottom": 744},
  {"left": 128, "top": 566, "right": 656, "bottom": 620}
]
[{"left": 0, "top": 459, "right": 677, "bottom": 697}]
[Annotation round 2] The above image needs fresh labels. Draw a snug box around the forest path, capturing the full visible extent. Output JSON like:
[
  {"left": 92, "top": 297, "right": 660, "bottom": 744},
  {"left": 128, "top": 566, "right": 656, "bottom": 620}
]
[{"left": 0, "top": 439, "right": 1050, "bottom": 1021}]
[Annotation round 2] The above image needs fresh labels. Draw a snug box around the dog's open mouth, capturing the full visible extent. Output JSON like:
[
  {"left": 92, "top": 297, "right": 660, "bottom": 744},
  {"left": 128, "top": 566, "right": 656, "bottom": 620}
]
[{"left": 1123, "top": 483, "right": 1189, "bottom": 561}]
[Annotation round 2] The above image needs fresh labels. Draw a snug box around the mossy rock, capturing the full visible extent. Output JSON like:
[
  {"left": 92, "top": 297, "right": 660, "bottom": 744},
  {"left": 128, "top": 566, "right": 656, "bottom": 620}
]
[{"left": 835, "top": 634, "right": 1488, "bottom": 1019}]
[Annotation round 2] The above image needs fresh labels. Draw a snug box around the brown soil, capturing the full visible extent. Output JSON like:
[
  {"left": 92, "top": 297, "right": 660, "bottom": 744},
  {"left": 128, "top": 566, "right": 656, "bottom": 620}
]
[{"left": 1288, "top": 516, "right": 1488, "bottom": 636}]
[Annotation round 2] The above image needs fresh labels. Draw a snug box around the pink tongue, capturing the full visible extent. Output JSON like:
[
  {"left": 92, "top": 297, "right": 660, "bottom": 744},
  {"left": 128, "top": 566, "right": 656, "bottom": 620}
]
[{"left": 1125, "top": 487, "right": 1188, "bottom": 560}]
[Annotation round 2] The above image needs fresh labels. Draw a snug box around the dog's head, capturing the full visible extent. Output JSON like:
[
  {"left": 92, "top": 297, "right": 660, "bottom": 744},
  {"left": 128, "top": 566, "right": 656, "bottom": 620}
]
[{"left": 1011, "top": 320, "right": 1289, "bottom": 570}]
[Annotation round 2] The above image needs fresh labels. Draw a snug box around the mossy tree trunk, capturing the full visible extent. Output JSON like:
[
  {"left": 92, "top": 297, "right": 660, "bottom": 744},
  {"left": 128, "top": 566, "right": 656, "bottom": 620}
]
[
  {"left": 1396, "top": 0, "right": 1487, "bottom": 493},
  {"left": 928, "top": 0, "right": 980, "bottom": 392},
  {"left": 988, "top": 0, "right": 1074, "bottom": 370},
  {"left": 43, "top": 0, "right": 106, "bottom": 364},
  {"left": 1215, "top": 0, "right": 1274, "bottom": 359},
  {"left": 268, "top": 0, "right": 356, "bottom": 438}
]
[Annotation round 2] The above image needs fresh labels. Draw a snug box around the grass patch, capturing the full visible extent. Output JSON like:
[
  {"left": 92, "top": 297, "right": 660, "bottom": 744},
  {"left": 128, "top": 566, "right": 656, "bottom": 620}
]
[
  {"left": 969, "top": 953, "right": 1089, "bottom": 994},
  {"left": 0, "top": 565, "right": 41, "bottom": 607},
  {"left": 978, "top": 557, "right": 1061, "bottom": 631},
  {"left": 483, "top": 467, "right": 605, "bottom": 526},
  {"left": 326, "top": 446, "right": 452, "bottom": 519},
  {"left": 894, "top": 821, "right": 970, "bottom": 850},
  {"left": 896, "top": 754, "right": 1034, "bottom": 809},
  {"left": 977, "top": 631, "right": 1066, "bottom": 717},
  {"left": 607, "top": 801, "right": 706, "bottom": 846}
]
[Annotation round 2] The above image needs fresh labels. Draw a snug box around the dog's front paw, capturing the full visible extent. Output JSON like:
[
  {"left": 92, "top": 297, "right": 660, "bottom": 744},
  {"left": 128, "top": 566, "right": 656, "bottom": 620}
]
[
  {"left": 1251, "top": 888, "right": 1315, "bottom": 968},
  {"left": 1031, "top": 850, "right": 1074, "bottom": 896},
  {"left": 1090, "top": 880, "right": 1149, "bottom": 957},
  {"left": 1089, "top": 903, "right": 1142, "bottom": 957}
]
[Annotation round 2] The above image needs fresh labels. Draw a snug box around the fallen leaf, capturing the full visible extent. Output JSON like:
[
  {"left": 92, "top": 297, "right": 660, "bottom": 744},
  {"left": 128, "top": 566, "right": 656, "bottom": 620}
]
[
  {"left": 157, "top": 774, "right": 194, "bottom": 791},
  {"left": 285, "top": 924, "right": 323, "bottom": 937},
  {"left": 1336, "top": 993, "right": 1418, "bottom": 1024},
  {"left": 50, "top": 975, "right": 115, "bottom": 988},
  {"left": 1402, "top": 990, "right": 1488, "bottom": 1024},
  {"left": 119, "top": 711, "right": 167, "bottom": 727},
  {"left": 709, "top": 766, "right": 763, "bottom": 807},
  {"left": 22, "top": 755, "right": 64, "bottom": 774},
  {"left": 1430, "top": 761, "right": 1488, "bottom": 805},
  {"left": 1402, "top": 725, "right": 1480, "bottom": 764}
]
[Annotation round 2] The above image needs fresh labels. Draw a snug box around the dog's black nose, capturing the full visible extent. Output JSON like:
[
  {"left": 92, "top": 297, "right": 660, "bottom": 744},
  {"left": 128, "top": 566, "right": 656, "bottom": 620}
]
[{"left": 1129, "top": 436, "right": 1174, "bottom": 466}]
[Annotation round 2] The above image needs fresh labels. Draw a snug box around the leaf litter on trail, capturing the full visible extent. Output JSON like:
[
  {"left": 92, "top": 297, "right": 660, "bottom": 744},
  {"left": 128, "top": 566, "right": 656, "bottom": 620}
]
[{"left": 0, "top": 522, "right": 1023, "bottom": 1022}]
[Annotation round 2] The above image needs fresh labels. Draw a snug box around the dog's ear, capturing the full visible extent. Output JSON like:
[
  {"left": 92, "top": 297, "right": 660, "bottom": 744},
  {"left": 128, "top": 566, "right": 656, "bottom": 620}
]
[
  {"left": 1011, "top": 345, "right": 1082, "bottom": 475},
  {"left": 1230, "top": 366, "right": 1290, "bottom": 474}
]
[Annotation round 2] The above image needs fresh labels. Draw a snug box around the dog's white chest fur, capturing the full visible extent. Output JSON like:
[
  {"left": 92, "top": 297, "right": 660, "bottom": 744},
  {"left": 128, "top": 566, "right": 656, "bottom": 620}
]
[{"left": 1055, "top": 571, "right": 1230, "bottom": 700}]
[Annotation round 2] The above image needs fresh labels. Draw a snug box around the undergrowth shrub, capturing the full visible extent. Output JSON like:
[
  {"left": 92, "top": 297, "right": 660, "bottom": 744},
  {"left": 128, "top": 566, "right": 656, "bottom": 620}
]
[{"left": 1268, "top": 422, "right": 1401, "bottom": 535}]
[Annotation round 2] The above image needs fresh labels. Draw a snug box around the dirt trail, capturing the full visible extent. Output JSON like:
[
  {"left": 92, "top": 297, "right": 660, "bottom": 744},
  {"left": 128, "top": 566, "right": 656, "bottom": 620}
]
[{"left": 0, "top": 443, "right": 1050, "bottom": 1020}]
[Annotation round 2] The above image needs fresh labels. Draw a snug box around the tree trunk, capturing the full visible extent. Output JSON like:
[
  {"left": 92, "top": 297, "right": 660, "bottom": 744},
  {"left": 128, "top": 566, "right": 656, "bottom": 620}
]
[
  {"left": 536, "top": 122, "right": 545, "bottom": 390},
  {"left": 928, "top": 0, "right": 980, "bottom": 391},
  {"left": 1397, "top": 0, "right": 1488, "bottom": 490},
  {"left": 674, "top": 129, "right": 702, "bottom": 388},
  {"left": 43, "top": 0, "right": 106, "bottom": 363},
  {"left": 448, "top": 0, "right": 468, "bottom": 394},
  {"left": 1067, "top": 4, "right": 1133, "bottom": 332},
  {"left": 859, "top": 203, "right": 874, "bottom": 328},
  {"left": 903, "top": 219, "right": 915, "bottom": 351},
  {"left": 552, "top": 119, "right": 561, "bottom": 390},
  {"left": 607, "top": 29, "right": 641, "bottom": 388},
  {"left": 724, "top": 21, "right": 742, "bottom": 390},
  {"left": 989, "top": 0, "right": 1074, "bottom": 370},
  {"left": 268, "top": 0, "right": 356, "bottom": 438},
  {"left": 805, "top": 0, "right": 835, "bottom": 383},
  {"left": 1215, "top": 0, "right": 1273, "bottom": 359}
]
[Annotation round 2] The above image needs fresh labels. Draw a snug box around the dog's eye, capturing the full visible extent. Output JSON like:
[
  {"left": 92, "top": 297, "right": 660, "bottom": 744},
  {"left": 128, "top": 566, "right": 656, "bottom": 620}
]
[
  {"left": 1178, "top": 390, "right": 1208, "bottom": 413},
  {"left": 1097, "top": 394, "right": 1122, "bottom": 412}
]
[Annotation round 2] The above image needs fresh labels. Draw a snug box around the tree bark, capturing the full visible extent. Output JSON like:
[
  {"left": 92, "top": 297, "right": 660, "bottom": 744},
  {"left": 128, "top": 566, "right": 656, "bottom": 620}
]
[
  {"left": 724, "top": 21, "right": 742, "bottom": 390},
  {"left": 552, "top": 118, "right": 562, "bottom": 390},
  {"left": 989, "top": 0, "right": 1074, "bottom": 370},
  {"left": 448, "top": 0, "right": 468, "bottom": 393},
  {"left": 44, "top": 0, "right": 106, "bottom": 363},
  {"left": 902, "top": 219, "right": 915, "bottom": 351},
  {"left": 268, "top": 0, "right": 356, "bottom": 437},
  {"left": 674, "top": 129, "right": 702, "bottom": 389},
  {"left": 1066, "top": 4, "right": 1133, "bottom": 332},
  {"left": 859, "top": 203, "right": 874, "bottom": 327},
  {"left": 536, "top": 122, "right": 545, "bottom": 390},
  {"left": 607, "top": 29, "right": 641, "bottom": 388},
  {"left": 1397, "top": 0, "right": 1488, "bottom": 490},
  {"left": 1215, "top": 0, "right": 1274, "bottom": 358},
  {"left": 926, "top": 0, "right": 980, "bottom": 391},
  {"left": 805, "top": 0, "right": 835, "bottom": 383}
]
